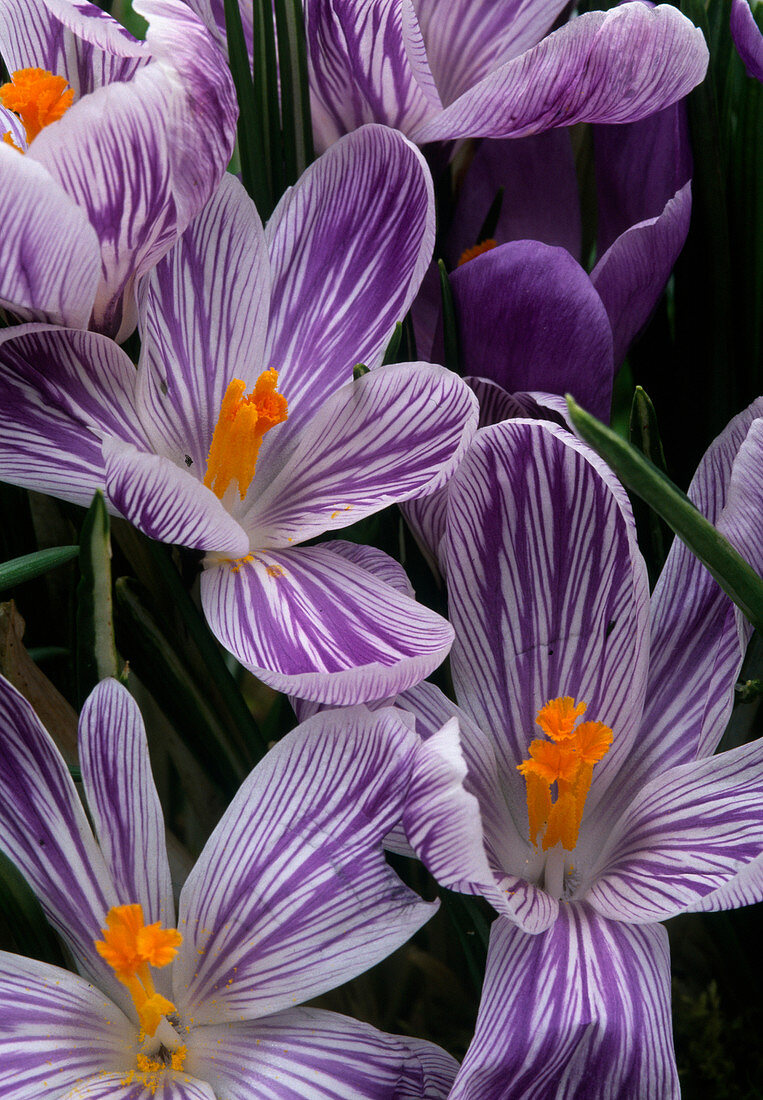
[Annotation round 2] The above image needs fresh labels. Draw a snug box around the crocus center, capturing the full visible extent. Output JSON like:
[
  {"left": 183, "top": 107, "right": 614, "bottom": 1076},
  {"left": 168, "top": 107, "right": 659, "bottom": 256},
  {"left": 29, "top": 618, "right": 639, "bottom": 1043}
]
[
  {"left": 517, "top": 696, "right": 613, "bottom": 853},
  {"left": 457, "top": 238, "right": 497, "bottom": 266},
  {"left": 0, "top": 68, "right": 74, "bottom": 149},
  {"left": 95, "top": 903, "right": 182, "bottom": 1038},
  {"left": 204, "top": 370, "right": 288, "bottom": 501}
]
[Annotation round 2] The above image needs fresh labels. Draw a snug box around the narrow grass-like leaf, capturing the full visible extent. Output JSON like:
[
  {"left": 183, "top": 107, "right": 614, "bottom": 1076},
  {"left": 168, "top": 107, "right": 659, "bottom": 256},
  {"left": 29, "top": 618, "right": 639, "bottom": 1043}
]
[
  {"left": 252, "top": 0, "right": 283, "bottom": 209},
  {"left": 76, "top": 492, "right": 119, "bottom": 703},
  {"left": 224, "top": 0, "right": 271, "bottom": 212},
  {"left": 629, "top": 386, "right": 670, "bottom": 585},
  {"left": 477, "top": 186, "right": 504, "bottom": 243},
  {"left": 567, "top": 396, "right": 763, "bottom": 632},
  {"left": 0, "top": 546, "right": 78, "bottom": 592},
  {"left": 438, "top": 259, "right": 461, "bottom": 374},
  {"left": 381, "top": 322, "right": 404, "bottom": 366},
  {"left": 274, "top": 0, "right": 314, "bottom": 183}
]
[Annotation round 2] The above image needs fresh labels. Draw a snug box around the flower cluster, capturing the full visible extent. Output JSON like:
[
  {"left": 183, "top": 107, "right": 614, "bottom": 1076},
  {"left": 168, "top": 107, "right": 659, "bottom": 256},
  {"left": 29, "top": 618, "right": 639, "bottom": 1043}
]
[{"left": 0, "top": 0, "right": 762, "bottom": 1097}]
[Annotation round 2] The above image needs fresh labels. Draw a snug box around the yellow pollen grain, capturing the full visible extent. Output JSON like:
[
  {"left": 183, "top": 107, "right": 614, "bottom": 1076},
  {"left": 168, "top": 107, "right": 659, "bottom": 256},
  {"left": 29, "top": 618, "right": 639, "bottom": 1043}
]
[{"left": 0, "top": 68, "right": 74, "bottom": 146}]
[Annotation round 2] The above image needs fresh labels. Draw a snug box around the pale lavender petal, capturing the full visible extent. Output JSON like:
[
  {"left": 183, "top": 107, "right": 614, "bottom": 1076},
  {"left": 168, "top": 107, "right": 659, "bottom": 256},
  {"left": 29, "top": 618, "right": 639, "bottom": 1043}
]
[
  {"left": 263, "top": 125, "right": 434, "bottom": 451},
  {"left": 321, "top": 539, "right": 415, "bottom": 598},
  {"left": 412, "top": 4, "right": 709, "bottom": 142},
  {"left": 0, "top": 145, "right": 100, "bottom": 328},
  {"left": 61, "top": 1077, "right": 215, "bottom": 1100},
  {"left": 247, "top": 362, "right": 477, "bottom": 545},
  {"left": 0, "top": 675, "right": 121, "bottom": 996},
  {"left": 174, "top": 707, "right": 435, "bottom": 1024},
  {"left": 585, "top": 737, "right": 763, "bottom": 923},
  {"left": 414, "top": 0, "right": 569, "bottom": 104},
  {"left": 305, "top": 0, "right": 440, "bottom": 148},
  {"left": 448, "top": 241, "right": 614, "bottom": 422},
  {"left": 186, "top": 1006, "right": 457, "bottom": 1099},
  {"left": 590, "top": 181, "right": 692, "bottom": 365},
  {"left": 135, "top": 173, "right": 270, "bottom": 470},
  {"left": 103, "top": 438, "right": 250, "bottom": 556},
  {"left": 79, "top": 680, "right": 174, "bottom": 928},
  {"left": 686, "top": 852, "right": 763, "bottom": 913},
  {"left": 200, "top": 545, "right": 453, "bottom": 705},
  {"left": 0, "top": 324, "right": 146, "bottom": 507},
  {"left": 449, "top": 909, "right": 678, "bottom": 1099},
  {"left": 0, "top": 0, "right": 146, "bottom": 96},
  {"left": 731, "top": 0, "right": 763, "bottom": 80},
  {"left": 0, "top": 952, "right": 134, "bottom": 1100},
  {"left": 445, "top": 420, "right": 650, "bottom": 828}
]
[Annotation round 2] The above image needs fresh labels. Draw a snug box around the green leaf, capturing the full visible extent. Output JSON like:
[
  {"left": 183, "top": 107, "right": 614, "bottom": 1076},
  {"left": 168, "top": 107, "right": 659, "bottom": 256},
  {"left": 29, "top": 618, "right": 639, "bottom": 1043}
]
[
  {"left": 567, "top": 396, "right": 763, "bottom": 633},
  {"left": 76, "top": 492, "right": 120, "bottom": 703},
  {"left": 352, "top": 362, "right": 369, "bottom": 379},
  {"left": 224, "top": 0, "right": 271, "bottom": 212},
  {"left": 628, "top": 386, "right": 670, "bottom": 584},
  {"left": 438, "top": 259, "right": 461, "bottom": 375},
  {"left": 274, "top": 0, "right": 314, "bottom": 184},
  {"left": 252, "top": 0, "right": 283, "bottom": 211},
  {"left": 0, "top": 545, "right": 78, "bottom": 592},
  {"left": 381, "top": 322, "right": 403, "bottom": 366},
  {"left": 476, "top": 186, "right": 504, "bottom": 243},
  {"left": 0, "top": 850, "right": 67, "bottom": 967}
]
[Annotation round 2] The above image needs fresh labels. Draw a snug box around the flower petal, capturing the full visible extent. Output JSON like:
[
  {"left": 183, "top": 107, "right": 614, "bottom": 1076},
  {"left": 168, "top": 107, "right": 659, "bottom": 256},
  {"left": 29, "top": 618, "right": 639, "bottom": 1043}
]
[
  {"left": 444, "top": 419, "right": 650, "bottom": 828},
  {"left": 174, "top": 707, "right": 435, "bottom": 1024},
  {"left": 103, "top": 438, "right": 250, "bottom": 556},
  {"left": 186, "top": 1006, "right": 457, "bottom": 1099},
  {"left": 0, "top": 145, "right": 100, "bottom": 328},
  {"left": 247, "top": 362, "right": 477, "bottom": 546},
  {"left": 412, "top": 4, "right": 708, "bottom": 142},
  {"left": 135, "top": 173, "right": 271, "bottom": 470},
  {"left": 79, "top": 680, "right": 174, "bottom": 928},
  {"left": 263, "top": 125, "right": 434, "bottom": 449},
  {"left": 448, "top": 241, "right": 614, "bottom": 422},
  {"left": 585, "top": 737, "right": 763, "bottom": 923},
  {"left": 61, "top": 1077, "right": 216, "bottom": 1100},
  {"left": 686, "top": 852, "right": 763, "bottom": 913},
  {"left": 0, "top": 674, "right": 121, "bottom": 995},
  {"left": 449, "top": 908, "right": 678, "bottom": 1099},
  {"left": 731, "top": 0, "right": 763, "bottom": 81},
  {"left": 306, "top": 0, "right": 441, "bottom": 148},
  {"left": 200, "top": 545, "right": 453, "bottom": 705},
  {"left": 0, "top": 952, "right": 134, "bottom": 1100}
]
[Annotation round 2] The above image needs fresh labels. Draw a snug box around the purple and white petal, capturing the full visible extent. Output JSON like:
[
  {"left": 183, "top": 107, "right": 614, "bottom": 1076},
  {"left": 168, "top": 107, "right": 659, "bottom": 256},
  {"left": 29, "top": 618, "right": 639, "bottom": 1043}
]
[
  {"left": 60, "top": 1077, "right": 216, "bottom": 1100},
  {"left": 186, "top": 1006, "right": 457, "bottom": 1099},
  {"left": 246, "top": 362, "right": 477, "bottom": 545},
  {"left": 262, "top": 125, "right": 434, "bottom": 451},
  {"left": 135, "top": 173, "right": 270, "bottom": 469},
  {"left": 590, "top": 181, "right": 692, "bottom": 366},
  {"left": 584, "top": 737, "right": 763, "bottom": 923},
  {"left": 78, "top": 680, "right": 174, "bottom": 929},
  {"left": 0, "top": 145, "right": 100, "bottom": 328},
  {"left": 103, "top": 438, "right": 250, "bottom": 556},
  {"left": 0, "top": 952, "right": 134, "bottom": 1100},
  {"left": 449, "top": 908, "right": 678, "bottom": 1099},
  {"left": 448, "top": 241, "right": 614, "bottom": 422},
  {"left": 412, "top": 4, "right": 708, "bottom": 142},
  {"left": 445, "top": 420, "right": 650, "bottom": 827},
  {"left": 174, "top": 707, "right": 435, "bottom": 1024},
  {"left": 731, "top": 0, "right": 763, "bottom": 81},
  {"left": 306, "top": 0, "right": 440, "bottom": 148},
  {"left": 200, "top": 545, "right": 453, "bottom": 705},
  {"left": 0, "top": 325, "right": 147, "bottom": 506},
  {"left": 0, "top": 675, "right": 122, "bottom": 996},
  {"left": 686, "top": 852, "right": 763, "bottom": 913}
]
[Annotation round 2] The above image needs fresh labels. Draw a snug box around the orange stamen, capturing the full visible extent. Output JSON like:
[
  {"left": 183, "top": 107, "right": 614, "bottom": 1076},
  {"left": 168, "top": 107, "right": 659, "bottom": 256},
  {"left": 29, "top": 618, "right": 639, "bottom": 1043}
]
[
  {"left": 95, "top": 903, "right": 182, "bottom": 1036},
  {"left": 204, "top": 370, "right": 288, "bottom": 501},
  {"left": 457, "top": 239, "right": 497, "bottom": 267},
  {"left": 517, "top": 697, "right": 612, "bottom": 852},
  {"left": 0, "top": 68, "right": 74, "bottom": 146}
]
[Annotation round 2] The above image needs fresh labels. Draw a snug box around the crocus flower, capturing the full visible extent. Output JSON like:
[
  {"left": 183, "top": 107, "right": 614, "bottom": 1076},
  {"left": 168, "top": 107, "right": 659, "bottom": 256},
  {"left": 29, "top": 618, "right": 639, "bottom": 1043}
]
[
  {"left": 731, "top": 0, "right": 763, "bottom": 80},
  {"left": 302, "top": 0, "right": 708, "bottom": 149},
  {"left": 0, "top": 672, "right": 462, "bottom": 1098},
  {"left": 0, "top": 0, "right": 237, "bottom": 339},
  {"left": 390, "top": 401, "right": 763, "bottom": 1095},
  {"left": 0, "top": 124, "right": 478, "bottom": 704}
]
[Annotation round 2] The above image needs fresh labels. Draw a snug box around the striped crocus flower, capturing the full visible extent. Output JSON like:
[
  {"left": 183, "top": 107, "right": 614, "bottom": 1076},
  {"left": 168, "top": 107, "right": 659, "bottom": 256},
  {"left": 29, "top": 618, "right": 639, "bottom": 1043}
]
[
  {"left": 0, "top": 125, "right": 478, "bottom": 705},
  {"left": 0, "top": 673, "right": 463, "bottom": 1098},
  {"left": 393, "top": 402, "right": 763, "bottom": 1096},
  {"left": 0, "top": 0, "right": 237, "bottom": 339}
]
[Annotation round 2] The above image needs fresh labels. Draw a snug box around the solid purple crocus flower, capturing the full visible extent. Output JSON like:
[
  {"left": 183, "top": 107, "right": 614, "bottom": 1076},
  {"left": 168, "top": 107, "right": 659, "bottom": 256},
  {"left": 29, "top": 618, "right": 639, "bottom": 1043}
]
[
  {"left": 0, "top": 672, "right": 462, "bottom": 1098},
  {"left": 0, "top": 125, "right": 478, "bottom": 705},
  {"left": 731, "top": 0, "right": 763, "bottom": 80},
  {"left": 0, "top": 0, "right": 237, "bottom": 340},
  {"left": 392, "top": 402, "right": 763, "bottom": 1096},
  {"left": 302, "top": 0, "right": 708, "bottom": 149}
]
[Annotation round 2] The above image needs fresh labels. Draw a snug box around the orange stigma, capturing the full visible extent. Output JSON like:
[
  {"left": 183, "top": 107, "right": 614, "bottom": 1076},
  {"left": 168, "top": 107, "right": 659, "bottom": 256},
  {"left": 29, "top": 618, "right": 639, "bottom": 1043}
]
[
  {"left": 95, "top": 904, "right": 182, "bottom": 1037},
  {"left": 457, "top": 239, "right": 497, "bottom": 267},
  {"left": 0, "top": 68, "right": 74, "bottom": 148},
  {"left": 517, "top": 697, "right": 612, "bottom": 853},
  {"left": 204, "top": 370, "right": 288, "bottom": 501}
]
